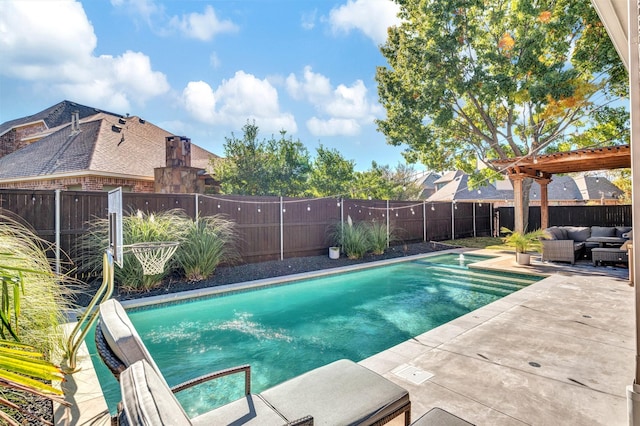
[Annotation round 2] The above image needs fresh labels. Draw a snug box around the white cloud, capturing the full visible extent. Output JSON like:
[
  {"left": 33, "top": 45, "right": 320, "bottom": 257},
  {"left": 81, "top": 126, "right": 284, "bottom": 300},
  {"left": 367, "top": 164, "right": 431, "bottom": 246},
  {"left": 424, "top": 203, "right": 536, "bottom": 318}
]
[
  {"left": 209, "top": 52, "right": 221, "bottom": 68},
  {"left": 0, "top": 0, "right": 169, "bottom": 112},
  {"left": 307, "top": 117, "right": 360, "bottom": 136},
  {"left": 110, "top": 0, "right": 163, "bottom": 26},
  {"left": 169, "top": 5, "right": 238, "bottom": 41},
  {"left": 182, "top": 71, "right": 297, "bottom": 133},
  {"left": 285, "top": 66, "right": 381, "bottom": 136},
  {"left": 301, "top": 9, "right": 317, "bottom": 30},
  {"left": 329, "top": 0, "right": 400, "bottom": 45},
  {"left": 286, "top": 66, "right": 332, "bottom": 102}
]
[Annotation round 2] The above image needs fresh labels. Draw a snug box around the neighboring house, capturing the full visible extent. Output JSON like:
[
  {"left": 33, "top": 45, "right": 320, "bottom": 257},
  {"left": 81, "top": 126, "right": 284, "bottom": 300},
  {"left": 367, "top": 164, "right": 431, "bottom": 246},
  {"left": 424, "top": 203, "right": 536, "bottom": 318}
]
[
  {"left": 0, "top": 101, "right": 218, "bottom": 192},
  {"left": 0, "top": 100, "right": 118, "bottom": 159},
  {"left": 414, "top": 171, "right": 441, "bottom": 199},
  {"left": 425, "top": 172, "right": 623, "bottom": 206}
]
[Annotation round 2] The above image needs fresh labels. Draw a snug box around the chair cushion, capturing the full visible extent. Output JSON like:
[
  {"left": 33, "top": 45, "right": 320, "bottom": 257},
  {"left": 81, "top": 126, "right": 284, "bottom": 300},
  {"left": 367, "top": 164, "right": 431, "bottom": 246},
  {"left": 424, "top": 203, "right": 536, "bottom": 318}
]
[
  {"left": 565, "top": 227, "right": 590, "bottom": 242},
  {"left": 260, "top": 359, "right": 409, "bottom": 426},
  {"left": 411, "top": 407, "right": 474, "bottom": 426},
  {"left": 99, "top": 299, "right": 165, "bottom": 382},
  {"left": 590, "top": 226, "right": 616, "bottom": 238},
  {"left": 617, "top": 226, "right": 632, "bottom": 238},
  {"left": 192, "top": 395, "right": 287, "bottom": 426},
  {"left": 120, "top": 360, "right": 191, "bottom": 426}
]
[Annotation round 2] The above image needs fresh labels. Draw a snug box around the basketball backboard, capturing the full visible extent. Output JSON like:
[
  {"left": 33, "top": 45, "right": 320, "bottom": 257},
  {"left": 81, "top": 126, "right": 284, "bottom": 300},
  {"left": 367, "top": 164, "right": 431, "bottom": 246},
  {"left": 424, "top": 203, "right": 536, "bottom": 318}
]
[{"left": 108, "top": 187, "right": 123, "bottom": 267}]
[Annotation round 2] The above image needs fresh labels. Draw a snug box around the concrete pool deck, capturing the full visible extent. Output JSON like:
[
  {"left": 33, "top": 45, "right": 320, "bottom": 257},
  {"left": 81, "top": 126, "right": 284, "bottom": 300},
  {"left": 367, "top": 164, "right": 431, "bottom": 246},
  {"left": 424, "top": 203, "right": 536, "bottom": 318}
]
[{"left": 55, "top": 250, "right": 635, "bottom": 425}]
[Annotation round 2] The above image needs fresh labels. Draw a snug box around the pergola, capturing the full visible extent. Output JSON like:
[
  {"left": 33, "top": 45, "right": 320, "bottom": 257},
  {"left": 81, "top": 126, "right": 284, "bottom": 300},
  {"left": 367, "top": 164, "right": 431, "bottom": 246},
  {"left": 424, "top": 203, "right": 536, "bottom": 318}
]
[{"left": 491, "top": 145, "right": 631, "bottom": 233}]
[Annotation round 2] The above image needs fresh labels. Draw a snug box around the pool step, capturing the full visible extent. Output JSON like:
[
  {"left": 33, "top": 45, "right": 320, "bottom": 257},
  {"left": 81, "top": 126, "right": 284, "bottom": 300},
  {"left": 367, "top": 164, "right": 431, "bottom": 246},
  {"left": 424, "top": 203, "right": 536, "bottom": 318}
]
[
  {"left": 429, "top": 273, "right": 528, "bottom": 293},
  {"left": 428, "top": 266, "right": 536, "bottom": 286},
  {"left": 434, "top": 277, "right": 515, "bottom": 296}
]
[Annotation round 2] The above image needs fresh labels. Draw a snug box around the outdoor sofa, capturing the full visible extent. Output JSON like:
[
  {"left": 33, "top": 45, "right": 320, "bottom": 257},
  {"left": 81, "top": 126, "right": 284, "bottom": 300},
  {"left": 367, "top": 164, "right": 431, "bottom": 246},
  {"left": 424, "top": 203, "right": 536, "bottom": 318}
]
[
  {"left": 95, "top": 299, "right": 412, "bottom": 426},
  {"left": 541, "top": 226, "right": 631, "bottom": 264}
]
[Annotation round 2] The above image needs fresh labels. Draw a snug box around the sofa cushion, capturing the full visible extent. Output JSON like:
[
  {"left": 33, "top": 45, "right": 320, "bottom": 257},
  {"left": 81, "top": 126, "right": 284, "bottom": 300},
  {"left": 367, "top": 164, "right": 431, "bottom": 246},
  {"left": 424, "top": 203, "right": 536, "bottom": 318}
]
[
  {"left": 545, "top": 227, "right": 563, "bottom": 240},
  {"left": 120, "top": 360, "right": 191, "bottom": 426},
  {"left": 591, "top": 226, "right": 616, "bottom": 238},
  {"left": 565, "top": 227, "right": 590, "bottom": 242},
  {"left": 617, "top": 226, "right": 633, "bottom": 238}
]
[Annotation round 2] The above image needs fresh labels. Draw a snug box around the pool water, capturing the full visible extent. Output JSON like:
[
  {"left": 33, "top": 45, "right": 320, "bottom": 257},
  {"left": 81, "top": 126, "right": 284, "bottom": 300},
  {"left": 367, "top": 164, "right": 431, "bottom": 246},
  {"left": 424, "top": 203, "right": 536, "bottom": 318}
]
[{"left": 88, "top": 253, "right": 540, "bottom": 416}]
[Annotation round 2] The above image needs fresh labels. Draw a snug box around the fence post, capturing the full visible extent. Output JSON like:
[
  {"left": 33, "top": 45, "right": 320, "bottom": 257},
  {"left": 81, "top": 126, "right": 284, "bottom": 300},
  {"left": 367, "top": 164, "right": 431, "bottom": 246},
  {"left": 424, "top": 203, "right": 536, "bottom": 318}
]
[
  {"left": 386, "top": 200, "right": 390, "bottom": 247},
  {"left": 473, "top": 202, "right": 477, "bottom": 238},
  {"left": 54, "top": 190, "right": 61, "bottom": 274},
  {"left": 490, "top": 204, "right": 494, "bottom": 236},
  {"left": 423, "top": 200, "right": 426, "bottom": 242},
  {"left": 340, "top": 198, "right": 344, "bottom": 251},
  {"left": 280, "top": 197, "right": 284, "bottom": 261},
  {"left": 195, "top": 193, "right": 199, "bottom": 221},
  {"left": 451, "top": 202, "right": 456, "bottom": 240}
]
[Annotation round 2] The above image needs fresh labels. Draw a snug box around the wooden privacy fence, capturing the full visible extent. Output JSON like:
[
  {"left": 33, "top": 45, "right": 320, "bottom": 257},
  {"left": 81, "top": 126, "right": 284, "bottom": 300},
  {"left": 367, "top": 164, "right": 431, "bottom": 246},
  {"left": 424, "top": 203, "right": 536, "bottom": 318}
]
[
  {"left": 497, "top": 205, "right": 632, "bottom": 232},
  {"left": 0, "top": 189, "right": 493, "bottom": 272}
]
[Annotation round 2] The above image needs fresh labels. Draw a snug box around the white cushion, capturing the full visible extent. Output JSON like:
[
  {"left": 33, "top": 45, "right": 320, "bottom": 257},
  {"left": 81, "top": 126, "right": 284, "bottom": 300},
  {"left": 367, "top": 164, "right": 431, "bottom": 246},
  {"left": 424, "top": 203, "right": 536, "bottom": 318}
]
[
  {"left": 99, "top": 299, "right": 166, "bottom": 385},
  {"left": 120, "top": 360, "right": 191, "bottom": 426}
]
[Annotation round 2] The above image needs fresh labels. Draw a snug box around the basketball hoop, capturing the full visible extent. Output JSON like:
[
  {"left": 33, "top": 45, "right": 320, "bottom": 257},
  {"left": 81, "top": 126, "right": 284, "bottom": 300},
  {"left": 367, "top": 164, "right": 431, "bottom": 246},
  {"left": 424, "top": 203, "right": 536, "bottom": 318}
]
[{"left": 127, "top": 242, "right": 179, "bottom": 276}]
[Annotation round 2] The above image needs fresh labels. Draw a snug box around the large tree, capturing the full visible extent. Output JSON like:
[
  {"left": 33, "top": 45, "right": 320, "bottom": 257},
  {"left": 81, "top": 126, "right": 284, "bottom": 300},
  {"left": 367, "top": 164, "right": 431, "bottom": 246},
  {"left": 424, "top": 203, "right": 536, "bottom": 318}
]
[
  {"left": 210, "top": 122, "right": 311, "bottom": 196},
  {"left": 308, "top": 145, "right": 356, "bottom": 197},
  {"left": 376, "top": 0, "right": 628, "bottom": 229}
]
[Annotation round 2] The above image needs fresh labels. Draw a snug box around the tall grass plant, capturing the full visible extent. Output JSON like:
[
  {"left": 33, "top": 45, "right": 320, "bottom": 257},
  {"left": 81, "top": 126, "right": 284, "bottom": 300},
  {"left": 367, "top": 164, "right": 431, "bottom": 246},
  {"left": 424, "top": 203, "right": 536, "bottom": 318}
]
[{"left": 175, "top": 215, "right": 239, "bottom": 281}]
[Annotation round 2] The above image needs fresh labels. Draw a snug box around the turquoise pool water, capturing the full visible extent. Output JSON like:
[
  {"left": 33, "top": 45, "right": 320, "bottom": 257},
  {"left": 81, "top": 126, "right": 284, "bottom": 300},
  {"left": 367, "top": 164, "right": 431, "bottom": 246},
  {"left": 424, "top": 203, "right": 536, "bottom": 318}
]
[{"left": 88, "top": 253, "right": 540, "bottom": 416}]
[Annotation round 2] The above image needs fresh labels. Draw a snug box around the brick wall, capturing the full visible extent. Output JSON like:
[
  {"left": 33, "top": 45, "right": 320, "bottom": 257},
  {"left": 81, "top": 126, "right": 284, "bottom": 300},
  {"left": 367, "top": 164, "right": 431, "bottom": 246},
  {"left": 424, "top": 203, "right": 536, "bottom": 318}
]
[
  {"left": 0, "top": 122, "right": 48, "bottom": 159},
  {"left": 0, "top": 176, "right": 154, "bottom": 192}
]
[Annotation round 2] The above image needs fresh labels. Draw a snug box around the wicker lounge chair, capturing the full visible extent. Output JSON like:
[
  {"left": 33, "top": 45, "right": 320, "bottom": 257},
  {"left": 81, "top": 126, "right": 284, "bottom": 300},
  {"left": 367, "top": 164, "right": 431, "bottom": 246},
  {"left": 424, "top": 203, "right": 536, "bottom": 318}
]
[{"left": 96, "top": 299, "right": 411, "bottom": 426}]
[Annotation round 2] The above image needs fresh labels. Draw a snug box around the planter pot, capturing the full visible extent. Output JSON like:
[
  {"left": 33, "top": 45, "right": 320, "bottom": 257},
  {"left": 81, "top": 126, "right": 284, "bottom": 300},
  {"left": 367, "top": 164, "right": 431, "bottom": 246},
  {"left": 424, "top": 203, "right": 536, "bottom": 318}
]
[
  {"left": 516, "top": 252, "right": 531, "bottom": 265},
  {"left": 329, "top": 247, "right": 340, "bottom": 260}
]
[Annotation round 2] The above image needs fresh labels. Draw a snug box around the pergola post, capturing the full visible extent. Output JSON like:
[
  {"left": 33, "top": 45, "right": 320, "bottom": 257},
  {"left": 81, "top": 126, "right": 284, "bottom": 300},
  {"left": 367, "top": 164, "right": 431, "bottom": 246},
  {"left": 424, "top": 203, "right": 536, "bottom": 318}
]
[
  {"left": 510, "top": 174, "right": 525, "bottom": 233},
  {"left": 537, "top": 177, "right": 551, "bottom": 230}
]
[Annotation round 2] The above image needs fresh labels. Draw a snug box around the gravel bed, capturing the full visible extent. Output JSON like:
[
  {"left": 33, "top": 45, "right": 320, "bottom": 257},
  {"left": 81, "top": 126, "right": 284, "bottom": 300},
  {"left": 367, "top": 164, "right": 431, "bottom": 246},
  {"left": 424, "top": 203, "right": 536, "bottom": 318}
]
[{"left": 74, "top": 241, "right": 455, "bottom": 306}]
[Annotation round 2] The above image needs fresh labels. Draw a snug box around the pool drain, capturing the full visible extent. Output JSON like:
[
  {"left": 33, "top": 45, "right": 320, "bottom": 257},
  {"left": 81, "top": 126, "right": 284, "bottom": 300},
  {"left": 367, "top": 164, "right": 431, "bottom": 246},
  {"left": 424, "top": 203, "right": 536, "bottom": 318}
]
[{"left": 393, "top": 364, "right": 434, "bottom": 385}]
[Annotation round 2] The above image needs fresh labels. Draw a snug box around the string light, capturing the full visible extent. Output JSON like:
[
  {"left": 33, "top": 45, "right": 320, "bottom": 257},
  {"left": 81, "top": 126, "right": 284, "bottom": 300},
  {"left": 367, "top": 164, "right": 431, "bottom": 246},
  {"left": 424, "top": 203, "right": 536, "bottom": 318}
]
[
  {"left": 307, "top": 204, "right": 311, "bottom": 211},
  {"left": 431, "top": 203, "right": 435, "bottom": 211}
]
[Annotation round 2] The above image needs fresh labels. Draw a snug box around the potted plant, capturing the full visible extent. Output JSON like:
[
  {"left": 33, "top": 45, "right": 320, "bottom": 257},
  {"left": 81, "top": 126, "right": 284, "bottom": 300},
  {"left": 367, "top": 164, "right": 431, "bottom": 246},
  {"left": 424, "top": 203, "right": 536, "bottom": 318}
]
[
  {"left": 501, "top": 227, "right": 547, "bottom": 265},
  {"left": 329, "top": 246, "right": 340, "bottom": 259}
]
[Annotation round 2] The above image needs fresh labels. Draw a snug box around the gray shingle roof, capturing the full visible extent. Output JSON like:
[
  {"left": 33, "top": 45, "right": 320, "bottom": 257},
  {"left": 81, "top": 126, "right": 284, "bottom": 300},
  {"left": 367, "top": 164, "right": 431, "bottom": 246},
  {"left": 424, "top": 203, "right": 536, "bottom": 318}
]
[
  {"left": 426, "top": 172, "right": 623, "bottom": 203},
  {"left": 0, "top": 100, "right": 119, "bottom": 136},
  {"left": 0, "top": 113, "right": 217, "bottom": 180}
]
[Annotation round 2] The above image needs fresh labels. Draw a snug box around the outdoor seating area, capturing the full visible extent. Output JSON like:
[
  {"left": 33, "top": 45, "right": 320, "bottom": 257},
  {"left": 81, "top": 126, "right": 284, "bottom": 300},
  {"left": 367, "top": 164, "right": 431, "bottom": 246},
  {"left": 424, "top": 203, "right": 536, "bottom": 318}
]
[
  {"left": 542, "top": 225, "right": 631, "bottom": 264},
  {"left": 95, "top": 299, "right": 413, "bottom": 426}
]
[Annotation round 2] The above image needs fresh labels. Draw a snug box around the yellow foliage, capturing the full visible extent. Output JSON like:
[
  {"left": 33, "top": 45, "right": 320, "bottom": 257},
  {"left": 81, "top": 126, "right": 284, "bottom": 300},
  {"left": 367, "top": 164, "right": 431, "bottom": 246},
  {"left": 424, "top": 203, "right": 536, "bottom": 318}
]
[
  {"left": 498, "top": 32, "right": 515, "bottom": 51},
  {"left": 538, "top": 11, "right": 552, "bottom": 23}
]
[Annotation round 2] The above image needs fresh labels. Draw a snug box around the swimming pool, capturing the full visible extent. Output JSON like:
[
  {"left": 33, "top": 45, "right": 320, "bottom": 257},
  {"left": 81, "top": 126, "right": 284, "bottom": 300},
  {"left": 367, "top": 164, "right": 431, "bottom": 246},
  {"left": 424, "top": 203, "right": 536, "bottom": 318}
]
[{"left": 88, "top": 253, "right": 540, "bottom": 416}]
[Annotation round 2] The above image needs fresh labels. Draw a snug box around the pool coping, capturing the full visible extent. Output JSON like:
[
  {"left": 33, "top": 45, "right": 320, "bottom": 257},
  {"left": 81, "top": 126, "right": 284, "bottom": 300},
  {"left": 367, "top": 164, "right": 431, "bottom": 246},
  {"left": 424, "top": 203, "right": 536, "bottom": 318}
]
[{"left": 54, "top": 248, "right": 554, "bottom": 425}]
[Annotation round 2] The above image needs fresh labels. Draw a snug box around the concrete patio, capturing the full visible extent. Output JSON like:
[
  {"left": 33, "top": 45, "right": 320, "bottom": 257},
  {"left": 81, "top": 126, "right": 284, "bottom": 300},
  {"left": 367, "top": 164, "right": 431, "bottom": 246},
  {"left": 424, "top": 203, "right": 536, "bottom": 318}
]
[
  {"left": 55, "top": 250, "right": 635, "bottom": 425},
  {"left": 363, "top": 251, "right": 634, "bottom": 425}
]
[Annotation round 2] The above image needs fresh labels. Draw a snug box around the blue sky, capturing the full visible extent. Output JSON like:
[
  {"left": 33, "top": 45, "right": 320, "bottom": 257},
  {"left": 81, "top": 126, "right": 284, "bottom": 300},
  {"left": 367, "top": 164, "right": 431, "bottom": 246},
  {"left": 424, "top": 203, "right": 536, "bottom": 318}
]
[{"left": 0, "top": 0, "right": 424, "bottom": 171}]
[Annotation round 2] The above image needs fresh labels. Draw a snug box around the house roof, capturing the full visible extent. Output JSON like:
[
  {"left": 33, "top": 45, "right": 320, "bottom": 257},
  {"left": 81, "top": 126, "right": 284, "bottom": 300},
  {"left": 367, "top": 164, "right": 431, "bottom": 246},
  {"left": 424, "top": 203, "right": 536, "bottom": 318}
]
[
  {"left": 426, "top": 172, "right": 623, "bottom": 203},
  {"left": 426, "top": 173, "right": 510, "bottom": 202},
  {"left": 0, "top": 100, "right": 120, "bottom": 137},
  {"left": 0, "top": 112, "right": 216, "bottom": 181},
  {"left": 433, "top": 170, "right": 463, "bottom": 185}
]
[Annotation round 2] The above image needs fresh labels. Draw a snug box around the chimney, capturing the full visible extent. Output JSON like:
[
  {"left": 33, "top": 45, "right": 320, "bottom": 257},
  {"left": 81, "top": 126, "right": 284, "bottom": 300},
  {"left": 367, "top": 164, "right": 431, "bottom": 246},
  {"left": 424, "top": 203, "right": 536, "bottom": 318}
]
[
  {"left": 71, "top": 110, "right": 80, "bottom": 134},
  {"left": 165, "top": 136, "right": 191, "bottom": 167}
]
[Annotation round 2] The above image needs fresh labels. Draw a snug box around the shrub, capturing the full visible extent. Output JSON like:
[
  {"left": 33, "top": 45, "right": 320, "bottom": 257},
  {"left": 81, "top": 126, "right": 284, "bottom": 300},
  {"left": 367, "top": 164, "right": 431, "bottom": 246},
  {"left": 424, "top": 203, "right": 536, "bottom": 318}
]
[
  {"left": 77, "top": 209, "right": 190, "bottom": 291},
  {"left": 0, "top": 213, "right": 71, "bottom": 425},
  {"left": 366, "top": 221, "right": 390, "bottom": 255},
  {"left": 174, "top": 215, "right": 239, "bottom": 281},
  {"left": 330, "top": 216, "right": 370, "bottom": 259},
  {"left": 0, "top": 214, "right": 72, "bottom": 353}
]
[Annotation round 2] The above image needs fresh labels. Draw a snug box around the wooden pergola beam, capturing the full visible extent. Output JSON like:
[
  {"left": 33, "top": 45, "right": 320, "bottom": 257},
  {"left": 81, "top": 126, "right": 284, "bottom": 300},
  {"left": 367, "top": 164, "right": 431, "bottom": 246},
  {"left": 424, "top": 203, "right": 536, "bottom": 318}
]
[{"left": 490, "top": 145, "right": 630, "bottom": 233}]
